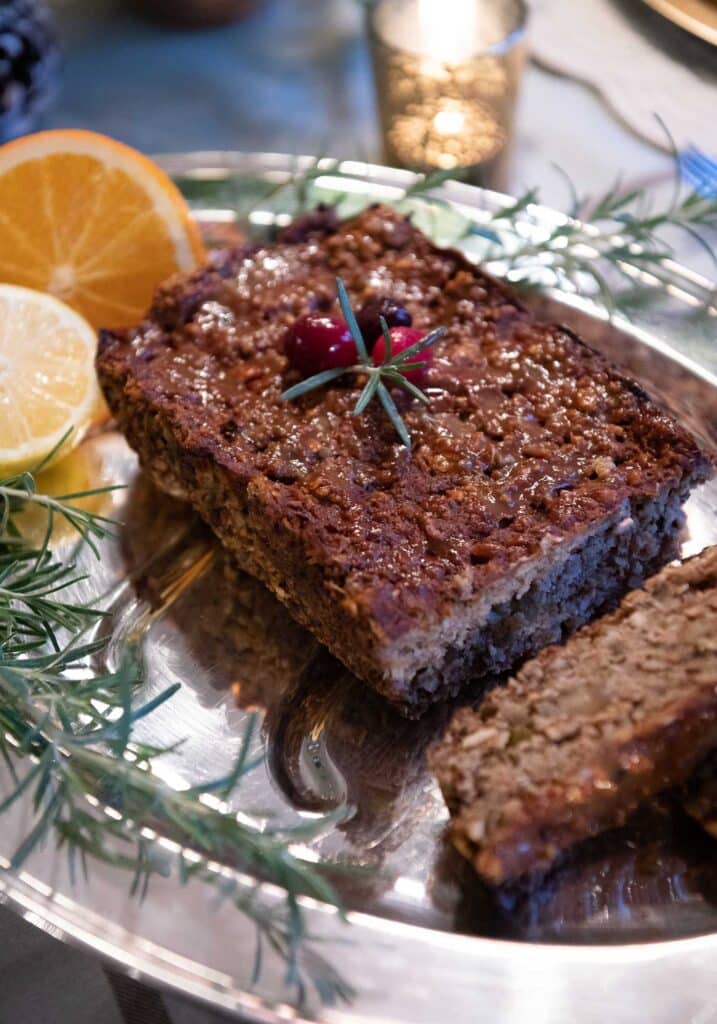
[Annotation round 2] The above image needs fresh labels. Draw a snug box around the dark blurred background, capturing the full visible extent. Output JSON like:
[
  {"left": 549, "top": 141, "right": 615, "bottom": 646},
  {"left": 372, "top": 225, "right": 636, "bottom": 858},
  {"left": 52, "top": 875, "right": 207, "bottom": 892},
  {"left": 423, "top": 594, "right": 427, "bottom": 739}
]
[
  {"left": 2, "top": 0, "right": 716, "bottom": 204},
  {"left": 47, "top": 0, "right": 379, "bottom": 158},
  {"left": 24, "top": 0, "right": 710, "bottom": 206}
]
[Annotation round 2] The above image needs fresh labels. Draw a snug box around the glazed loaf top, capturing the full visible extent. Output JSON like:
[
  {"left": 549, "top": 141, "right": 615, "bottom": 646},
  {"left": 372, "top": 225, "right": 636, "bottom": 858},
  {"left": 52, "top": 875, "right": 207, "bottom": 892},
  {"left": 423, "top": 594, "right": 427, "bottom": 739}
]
[{"left": 97, "top": 205, "right": 711, "bottom": 643}]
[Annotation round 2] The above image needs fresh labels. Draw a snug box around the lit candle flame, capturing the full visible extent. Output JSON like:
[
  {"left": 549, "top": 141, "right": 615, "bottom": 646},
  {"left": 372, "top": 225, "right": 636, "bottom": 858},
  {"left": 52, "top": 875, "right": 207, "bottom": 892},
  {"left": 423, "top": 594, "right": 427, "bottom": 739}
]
[{"left": 418, "top": 0, "right": 480, "bottom": 63}]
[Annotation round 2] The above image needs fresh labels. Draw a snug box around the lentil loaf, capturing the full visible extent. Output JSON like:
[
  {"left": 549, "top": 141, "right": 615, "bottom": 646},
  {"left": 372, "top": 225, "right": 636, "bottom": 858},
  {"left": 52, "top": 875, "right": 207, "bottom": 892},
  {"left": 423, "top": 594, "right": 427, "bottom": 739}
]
[
  {"left": 96, "top": 204, "right": 712, "bottom": 713},
  {"left": 429, "top": 545, "right": 717, "bottom": 885}
]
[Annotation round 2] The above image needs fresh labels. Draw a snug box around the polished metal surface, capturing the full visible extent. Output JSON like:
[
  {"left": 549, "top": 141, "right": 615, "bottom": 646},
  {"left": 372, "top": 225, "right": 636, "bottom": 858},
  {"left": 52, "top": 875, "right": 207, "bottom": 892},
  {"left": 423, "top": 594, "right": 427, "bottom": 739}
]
[
  {"left": 0, "top": 153, "right": 716, "bottom": 1022},
  {"left": 640, "top": 0, "right": 717, "bottom": 46}
]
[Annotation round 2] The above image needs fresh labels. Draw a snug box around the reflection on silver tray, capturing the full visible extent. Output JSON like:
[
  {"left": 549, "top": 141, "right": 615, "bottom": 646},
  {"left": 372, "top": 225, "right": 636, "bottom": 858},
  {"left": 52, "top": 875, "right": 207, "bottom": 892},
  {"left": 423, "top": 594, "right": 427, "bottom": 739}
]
[
  {"left": 118, "top": 463, "right": 717, "bottom": 943},
  {"left": 1, "top": 153, "right": 717, "bottom": 1024}
]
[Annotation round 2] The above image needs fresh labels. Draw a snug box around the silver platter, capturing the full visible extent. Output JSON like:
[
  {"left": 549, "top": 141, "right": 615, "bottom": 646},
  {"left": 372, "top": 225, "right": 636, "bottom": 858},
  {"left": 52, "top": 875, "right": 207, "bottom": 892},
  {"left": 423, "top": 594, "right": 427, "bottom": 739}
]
[{"left": 1, "top": 153, "right": 717, "bottom": 1023}]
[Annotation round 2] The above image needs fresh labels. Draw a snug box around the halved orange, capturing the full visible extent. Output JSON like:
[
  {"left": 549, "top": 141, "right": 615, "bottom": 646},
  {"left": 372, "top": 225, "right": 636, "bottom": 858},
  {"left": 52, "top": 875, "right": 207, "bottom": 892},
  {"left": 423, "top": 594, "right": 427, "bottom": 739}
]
[{"left": 0, "top": 129, "right": 205, "bottom": 329}]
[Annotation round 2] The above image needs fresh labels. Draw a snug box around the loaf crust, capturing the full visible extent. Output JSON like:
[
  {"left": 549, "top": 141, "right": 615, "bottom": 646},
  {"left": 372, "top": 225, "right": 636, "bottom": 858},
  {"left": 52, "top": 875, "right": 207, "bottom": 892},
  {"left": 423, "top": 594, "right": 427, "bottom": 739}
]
[{"left": 97, "top": 205, "right": 712, "bottom": 711}]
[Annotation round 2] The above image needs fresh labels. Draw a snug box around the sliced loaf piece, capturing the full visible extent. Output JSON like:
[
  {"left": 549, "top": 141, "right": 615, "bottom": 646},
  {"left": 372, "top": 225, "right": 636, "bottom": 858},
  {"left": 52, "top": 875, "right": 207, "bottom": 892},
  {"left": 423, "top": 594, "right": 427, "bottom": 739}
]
[{"left": 430, "top": 545, "right": 717, "bottom": 884}]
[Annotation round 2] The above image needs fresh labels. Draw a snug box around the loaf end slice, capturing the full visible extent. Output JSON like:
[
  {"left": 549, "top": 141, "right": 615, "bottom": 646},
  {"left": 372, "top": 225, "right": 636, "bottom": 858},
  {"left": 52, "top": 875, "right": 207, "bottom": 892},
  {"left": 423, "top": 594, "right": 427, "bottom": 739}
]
[{"left": 429, "top": 545, "right": 717, "bottom": 884}]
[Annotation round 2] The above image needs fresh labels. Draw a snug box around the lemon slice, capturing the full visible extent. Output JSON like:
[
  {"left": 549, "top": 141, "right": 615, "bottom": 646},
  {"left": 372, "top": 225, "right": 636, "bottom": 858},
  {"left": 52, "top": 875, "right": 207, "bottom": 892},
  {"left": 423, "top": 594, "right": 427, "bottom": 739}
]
[{"left": 0, "top": 283, "right": 100, "bottom": 475}]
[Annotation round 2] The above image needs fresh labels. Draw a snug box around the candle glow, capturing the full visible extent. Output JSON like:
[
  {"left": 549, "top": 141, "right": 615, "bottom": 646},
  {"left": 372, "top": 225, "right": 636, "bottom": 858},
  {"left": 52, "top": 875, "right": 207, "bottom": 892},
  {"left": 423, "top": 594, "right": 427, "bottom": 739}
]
[
  {"left": 368, "top": 0, "right": 526, "bottom": 186},
  {"left": 417, "top": 0, "right": 480, "bottom": 63}
]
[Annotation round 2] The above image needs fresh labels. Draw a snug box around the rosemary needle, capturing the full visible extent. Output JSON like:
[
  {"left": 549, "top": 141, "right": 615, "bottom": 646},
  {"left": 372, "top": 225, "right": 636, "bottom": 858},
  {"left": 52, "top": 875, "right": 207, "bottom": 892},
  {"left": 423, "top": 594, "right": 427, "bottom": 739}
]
[
  {"left": 281, "top": 276, "right": 445, "bottom": 448},
  {"left": 0, "top": 436, "right": 349, "bottom": 1006}
]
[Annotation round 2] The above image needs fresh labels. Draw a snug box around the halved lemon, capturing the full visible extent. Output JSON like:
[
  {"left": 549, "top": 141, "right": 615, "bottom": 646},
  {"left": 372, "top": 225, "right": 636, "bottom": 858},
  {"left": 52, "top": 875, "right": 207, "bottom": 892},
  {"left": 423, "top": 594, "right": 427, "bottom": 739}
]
[
  {"left": 0, "top": 128, "right": 205, "bottom": 329},
  {"left": 0, "top": 284, "right": 100, "bottom": 475}
]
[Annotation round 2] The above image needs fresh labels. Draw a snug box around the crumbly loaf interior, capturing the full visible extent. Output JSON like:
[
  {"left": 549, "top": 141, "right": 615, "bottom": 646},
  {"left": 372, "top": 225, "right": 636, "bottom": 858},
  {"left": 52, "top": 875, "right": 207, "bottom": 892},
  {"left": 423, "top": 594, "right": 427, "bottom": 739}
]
[
  {"left": 430, "top": 544, "right": 717, "bottom": 882},
  {"left": 386, "top": 483, "right": 687, "bottom": 708}
]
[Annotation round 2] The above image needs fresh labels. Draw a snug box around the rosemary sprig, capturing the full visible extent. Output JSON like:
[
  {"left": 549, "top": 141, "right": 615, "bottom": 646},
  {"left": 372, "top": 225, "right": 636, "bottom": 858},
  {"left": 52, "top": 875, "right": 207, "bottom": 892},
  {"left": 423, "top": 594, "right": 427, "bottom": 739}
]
[
  {"left": 252, "top": 153, "right": 716, "bottom": 318},
  {"left": 0, "top": 673, "right": 351, "bottom": 999},
  {"left": 281, "top": 276, "right": 445, "bottom": 448},
  {"left": 0, "top": 445, "right": 350, "bottom": 1006},
  {"left": 0, "top": 439, "right": 119, "bottom": 652},
  {"left": 485, "top": 175, "right": 717, "bottom": 314}
]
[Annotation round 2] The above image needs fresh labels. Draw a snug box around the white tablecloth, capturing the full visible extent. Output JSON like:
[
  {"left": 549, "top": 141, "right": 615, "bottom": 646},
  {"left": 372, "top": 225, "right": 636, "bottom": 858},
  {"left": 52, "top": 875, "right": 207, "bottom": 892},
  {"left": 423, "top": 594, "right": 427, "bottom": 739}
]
[{"left": 530, "top": 0, "right": 717, "bottom": 151}]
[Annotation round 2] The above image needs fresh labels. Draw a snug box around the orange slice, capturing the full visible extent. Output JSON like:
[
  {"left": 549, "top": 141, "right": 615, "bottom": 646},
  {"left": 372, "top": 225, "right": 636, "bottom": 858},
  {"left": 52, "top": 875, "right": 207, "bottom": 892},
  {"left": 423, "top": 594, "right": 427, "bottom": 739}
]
[
  {"left": 0, "top": 284, "right": 101, "bottom": 475},
  {"left": 0, "top": 129, "right": 204, "bottom": 329}
]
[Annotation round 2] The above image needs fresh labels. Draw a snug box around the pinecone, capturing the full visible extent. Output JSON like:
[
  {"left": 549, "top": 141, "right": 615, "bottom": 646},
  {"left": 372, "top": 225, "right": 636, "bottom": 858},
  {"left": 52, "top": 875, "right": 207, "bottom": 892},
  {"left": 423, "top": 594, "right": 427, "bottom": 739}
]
[{"left": 0, "top": 0, "right": 60, "bottom": 142}]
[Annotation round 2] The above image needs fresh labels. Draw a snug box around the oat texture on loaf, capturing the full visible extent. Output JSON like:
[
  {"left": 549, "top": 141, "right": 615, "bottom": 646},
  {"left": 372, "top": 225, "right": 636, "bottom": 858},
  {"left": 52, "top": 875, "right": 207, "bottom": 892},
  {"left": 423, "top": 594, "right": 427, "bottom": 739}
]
[
  {"left": 96, "top": 205, "right": 713, "bottom": 713},
  {"left": 430, "top": 545, "right": 717, "bottom": 884}
]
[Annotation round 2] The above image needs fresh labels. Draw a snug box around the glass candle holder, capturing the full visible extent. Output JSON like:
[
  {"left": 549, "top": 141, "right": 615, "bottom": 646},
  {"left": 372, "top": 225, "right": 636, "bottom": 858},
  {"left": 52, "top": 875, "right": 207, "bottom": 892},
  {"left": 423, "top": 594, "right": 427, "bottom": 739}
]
[{"left": 367, "top": 0, "right": 527, "bottom": 189}]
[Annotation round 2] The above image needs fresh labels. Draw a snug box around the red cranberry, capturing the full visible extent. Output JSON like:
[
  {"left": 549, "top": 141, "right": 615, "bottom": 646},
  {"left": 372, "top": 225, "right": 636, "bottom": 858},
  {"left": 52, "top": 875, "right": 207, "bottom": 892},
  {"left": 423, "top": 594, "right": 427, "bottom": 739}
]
[
  {"left": 285, "top": 314, "right": 357, "bottom": 374},
  {"left": 355, "top": 297, "right": 412, "bottom": 346},
  {"left": 372, "top": 327, "right": 431, "bottom": 383}
]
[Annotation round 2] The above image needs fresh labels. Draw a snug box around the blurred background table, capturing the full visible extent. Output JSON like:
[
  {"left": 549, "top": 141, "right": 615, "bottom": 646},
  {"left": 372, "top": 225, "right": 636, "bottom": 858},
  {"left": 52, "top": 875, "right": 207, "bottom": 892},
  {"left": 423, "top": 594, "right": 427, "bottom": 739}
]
[
  {"left": 0, "top": 0, "right": 715, "bottom": 1021},
  {"left": 44, "top": 0, "right": 715, "bottom": 206}
]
